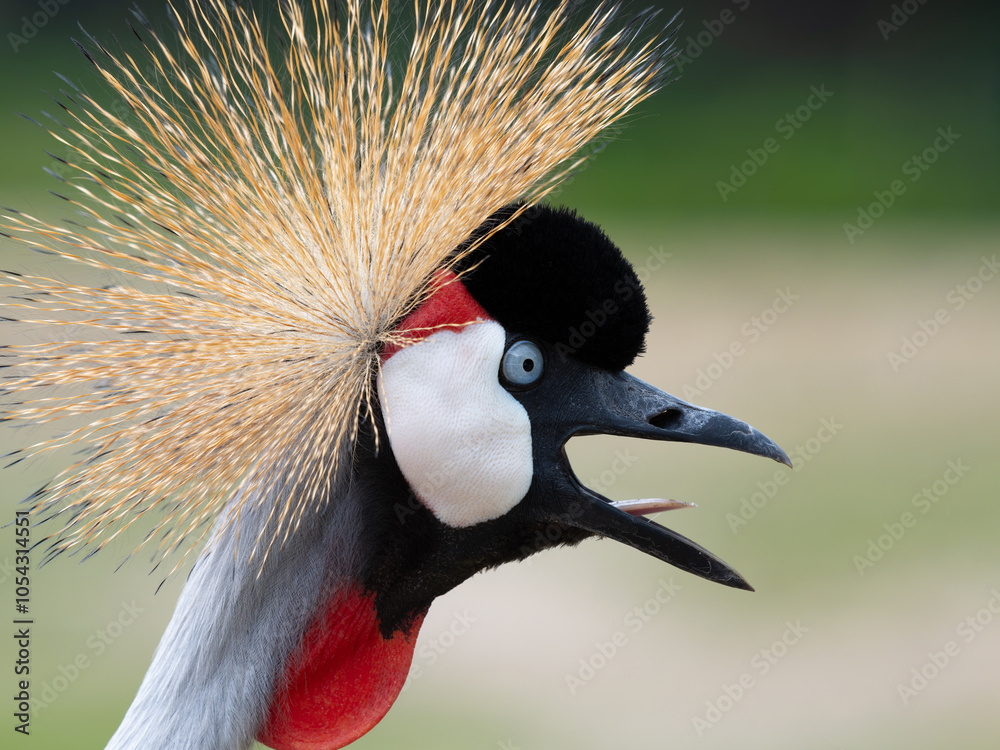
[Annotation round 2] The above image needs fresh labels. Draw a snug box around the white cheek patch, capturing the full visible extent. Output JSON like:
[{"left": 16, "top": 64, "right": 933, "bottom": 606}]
[{"left": 378, "top": 321, "right": 533, "bottom": 528}]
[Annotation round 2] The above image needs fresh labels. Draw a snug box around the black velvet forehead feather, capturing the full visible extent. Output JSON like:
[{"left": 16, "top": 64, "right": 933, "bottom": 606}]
[{"left": 454, "top": 203, "right": 651, "bottom": 372}]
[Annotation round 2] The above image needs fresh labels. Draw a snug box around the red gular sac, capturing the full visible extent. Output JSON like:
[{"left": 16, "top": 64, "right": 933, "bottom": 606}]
[{"left": 258, "top": 586, "right": 426, "bottom": 750}]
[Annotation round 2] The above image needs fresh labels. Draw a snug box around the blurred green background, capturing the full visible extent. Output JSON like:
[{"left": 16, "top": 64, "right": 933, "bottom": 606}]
[{"left": 1, "top": 1, "right": 997, "bottom": 749}]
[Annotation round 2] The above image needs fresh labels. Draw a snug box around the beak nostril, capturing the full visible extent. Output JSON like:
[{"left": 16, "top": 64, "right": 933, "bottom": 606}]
[{"left": 649, "top": 408, "right": 684, "bottom": 430}]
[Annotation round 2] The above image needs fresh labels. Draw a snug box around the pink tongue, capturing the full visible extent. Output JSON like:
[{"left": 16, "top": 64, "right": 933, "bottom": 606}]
[
  {"left": 258, "top": 587, "right": 425, "bottom": 750},
  {"left": 613, "top": 498, "right": 694, "bottom": 516}
]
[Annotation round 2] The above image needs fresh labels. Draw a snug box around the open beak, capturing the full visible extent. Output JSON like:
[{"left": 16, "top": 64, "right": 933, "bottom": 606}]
[{"left": 527, "top": 367, "right": 790, "bottom": 591}]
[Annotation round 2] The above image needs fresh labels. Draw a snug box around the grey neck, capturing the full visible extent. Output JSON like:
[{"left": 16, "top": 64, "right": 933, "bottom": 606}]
[{"left": 106, "top": 481, "right": 362, "bottom": 750}]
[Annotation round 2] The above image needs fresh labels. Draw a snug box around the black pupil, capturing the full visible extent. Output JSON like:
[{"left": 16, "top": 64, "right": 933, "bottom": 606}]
[{"left": 522, "top": 358, "right": 535, "bottom": 373}]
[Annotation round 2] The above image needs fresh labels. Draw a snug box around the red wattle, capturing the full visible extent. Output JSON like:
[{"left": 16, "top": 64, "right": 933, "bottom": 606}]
[
  {"left": 258, "top": 588, "right": 426, "bottom": 750},
  {"left": 381, "top": 269, "right": 492, "bottom": 360}
]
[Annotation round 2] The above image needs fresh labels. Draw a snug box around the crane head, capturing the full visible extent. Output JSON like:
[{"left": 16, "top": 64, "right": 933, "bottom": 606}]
[{"left": 367, "top": 204, "right": 790, "bottom": 636}]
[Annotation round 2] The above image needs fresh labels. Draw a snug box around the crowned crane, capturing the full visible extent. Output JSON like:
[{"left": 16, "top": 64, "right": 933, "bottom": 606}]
[{"left": 1, "top": 1, "right": 789, "bottom": 748}]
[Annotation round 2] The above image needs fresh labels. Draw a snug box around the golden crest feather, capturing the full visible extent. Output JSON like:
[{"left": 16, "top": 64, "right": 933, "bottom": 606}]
[{"left": 0, "top": 0, "right": 673, "bottom": 567}]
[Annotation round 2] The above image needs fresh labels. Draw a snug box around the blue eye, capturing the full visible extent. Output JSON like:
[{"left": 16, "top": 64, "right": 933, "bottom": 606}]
[{"left": 501, "top": 340, "right": 544, "bottom": 388}]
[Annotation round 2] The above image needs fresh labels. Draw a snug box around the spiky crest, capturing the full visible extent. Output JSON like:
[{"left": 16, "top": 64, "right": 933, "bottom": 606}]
[{"left": 0, "top": 0, "right": 675, "bottom": 568}]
